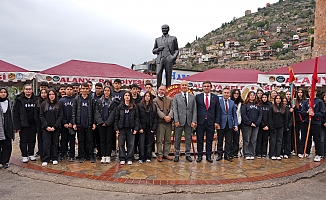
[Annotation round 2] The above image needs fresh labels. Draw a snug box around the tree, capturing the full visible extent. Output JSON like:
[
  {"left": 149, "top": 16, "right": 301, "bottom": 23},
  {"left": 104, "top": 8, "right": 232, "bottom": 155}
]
[
  {"left": 185, "top": 42, "right": 191, "bottom": 48},
  {"left": 272, "top": 41, "right": 283, "bottom": 49},
  {"left": 307, "top": 28, "right": 314, "bottom": 34}
]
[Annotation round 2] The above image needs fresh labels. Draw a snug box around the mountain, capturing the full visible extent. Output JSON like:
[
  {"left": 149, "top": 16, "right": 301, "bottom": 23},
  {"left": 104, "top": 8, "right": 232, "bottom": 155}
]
[{"left": 176, "top": 0, "right": 316, "bottom": 72}]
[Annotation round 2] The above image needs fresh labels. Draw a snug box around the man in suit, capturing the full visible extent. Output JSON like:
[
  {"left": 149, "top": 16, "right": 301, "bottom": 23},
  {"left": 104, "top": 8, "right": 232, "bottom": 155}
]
[
  {"left": 154, "top": 85, "right": 174, "bottom": 162},
  {"left": 173, "top": 80, "right": 197, "bottom": 162},
  {"left": 195, "top": 81, "right": 221, "bottom": 163},
  {"left": 152, "top": 24, "right": 179, "bottom": 88},
  {"left": 216, "top": 88, "right": 238, "bottom": 162}
]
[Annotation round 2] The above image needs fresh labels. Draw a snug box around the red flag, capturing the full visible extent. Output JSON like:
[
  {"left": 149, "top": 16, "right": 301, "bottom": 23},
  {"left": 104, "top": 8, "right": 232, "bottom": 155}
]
[
  {"left": 309, "top": 56, "right": 319, "bottom": 116},
  {"left": 288, "top": 67, "right": 296, "bottom": 83}
]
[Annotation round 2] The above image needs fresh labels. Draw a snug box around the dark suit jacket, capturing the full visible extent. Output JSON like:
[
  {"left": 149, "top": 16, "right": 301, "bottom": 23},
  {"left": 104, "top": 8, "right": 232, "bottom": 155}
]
[
  {"left": 152, "top": 34, "right": 179, "bottom": 65},
  {"left": 219, "top": 98, "right": 238, "bottom": 129},
  {"left": 196, "top": 93, "right": 221, "bottom": 126}
]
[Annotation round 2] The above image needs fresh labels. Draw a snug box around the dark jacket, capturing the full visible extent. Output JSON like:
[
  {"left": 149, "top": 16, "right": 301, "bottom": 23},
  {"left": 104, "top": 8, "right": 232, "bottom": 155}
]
[
  {"left": 260, "top": 101, "right": 271, "bottom": 128},
  {"left": 285, "top": 103, "right": 293, "bottom": 128},
  {"left": 95, "top": 96, "right": 119, "bottom": 126},
  {"left": 39, "top": 102, "right": 63, "bottom": 129},
  {"left": 0, "top": 95, "right": 15, "bottom": 139},
  {"left": 59, "top": 96, "right": 75, "bottom": 125},
  {"left": 300, "top": 98, "right": 325, "bottom": 125},
  {"left": 241, "top": 102, "right": 262, "bottom": 127},
  {"left": 13, "top": 92, "right": 37, "bottom": 130},
  {"left": 294, "top": 99, "right": 305, "bottom": 122},
  {"left": 72, "top": 94, "right": 96, "bottom": 127},
  {"left": 114, "top": 103, "right": 139, "bottom": 131},
  {"left": 321, "top": 103, "right": 326, "bottom": 126},
  {"left": 269, "top": 105, "right": 288, "bottom": 132},
  {"left": 138, "top": 103, "right": 158, "bottom": 132}
]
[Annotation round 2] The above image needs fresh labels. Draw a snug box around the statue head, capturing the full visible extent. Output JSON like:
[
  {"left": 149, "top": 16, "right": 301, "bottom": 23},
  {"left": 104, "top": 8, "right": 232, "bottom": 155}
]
[{"left": 161, "top": 24, "right": 169, "bottom": 35}]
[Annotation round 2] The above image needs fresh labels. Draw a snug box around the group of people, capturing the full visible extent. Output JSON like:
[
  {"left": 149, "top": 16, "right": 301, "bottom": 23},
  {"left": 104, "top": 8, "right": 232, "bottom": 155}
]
[{"left": 1, "top": 79, "right": 326, "bottom": 169}]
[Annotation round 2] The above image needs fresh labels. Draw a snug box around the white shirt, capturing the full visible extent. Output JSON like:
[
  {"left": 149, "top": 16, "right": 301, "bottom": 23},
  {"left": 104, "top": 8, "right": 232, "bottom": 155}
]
[{"left": 181, "top": 92, "right": 188, "bottom": 105}]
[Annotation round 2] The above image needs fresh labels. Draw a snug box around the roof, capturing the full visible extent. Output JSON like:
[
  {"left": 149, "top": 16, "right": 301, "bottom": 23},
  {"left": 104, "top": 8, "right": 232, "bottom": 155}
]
[
  {"left": 39, "top": 60, "right": 154, "bottom": 79},
  {"left": 0, "top": 60, "right": 29, "bottom": 72},
  {"left": 183, "top": 68, "right": 262, "bottom": 83},
  {"left": 265, "top": 54, "right": 326, "bottom": 74}
]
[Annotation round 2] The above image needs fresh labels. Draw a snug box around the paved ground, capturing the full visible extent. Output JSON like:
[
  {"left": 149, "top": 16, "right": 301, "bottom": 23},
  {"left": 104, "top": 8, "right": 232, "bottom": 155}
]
[{"left": 1, "top": 167, "right": 326, "bottom": 199}]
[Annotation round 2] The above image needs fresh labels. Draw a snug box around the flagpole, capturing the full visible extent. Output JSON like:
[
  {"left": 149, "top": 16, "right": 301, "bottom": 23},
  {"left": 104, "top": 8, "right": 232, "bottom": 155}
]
[{"left": 303, "top": 51, "right": 319, "bottom": 157}]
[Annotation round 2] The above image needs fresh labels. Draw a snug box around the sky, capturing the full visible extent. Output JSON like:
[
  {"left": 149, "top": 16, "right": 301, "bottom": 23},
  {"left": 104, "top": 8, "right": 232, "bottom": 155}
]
[{"left": 0, "top": 0, "right": 279, "bottom": 71}]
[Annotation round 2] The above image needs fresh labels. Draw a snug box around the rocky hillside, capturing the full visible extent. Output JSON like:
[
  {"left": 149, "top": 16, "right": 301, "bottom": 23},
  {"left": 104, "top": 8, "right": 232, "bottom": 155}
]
[{"left": 176, "top": 0, "right": 316, "bottom": 72}]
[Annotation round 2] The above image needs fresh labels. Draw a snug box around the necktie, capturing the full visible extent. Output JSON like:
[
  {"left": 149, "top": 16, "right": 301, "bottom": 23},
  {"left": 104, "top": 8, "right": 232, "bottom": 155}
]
[
  {"left": 184, "top": 93, "right": 187, "bottom": 106},
  {"left": 205, "top": 94, "right": 209, "bottom": 110},
  {"left": 225, "top": 99, "right": 228, "bottom": 112}
]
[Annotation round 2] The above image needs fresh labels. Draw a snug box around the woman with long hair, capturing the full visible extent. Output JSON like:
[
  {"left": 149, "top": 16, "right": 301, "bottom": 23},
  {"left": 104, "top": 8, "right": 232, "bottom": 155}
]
[
  {"left": 230, "top": 89, "right": 243, "bottom": 158},
  {"left": 321, "top": 93, "right": 326, "bottom": 158},
  {"left": 256, "top": 89, "right": 263, "bottom": 103},
  {"left": 34, "top": 89, "right": 48, "bottom": 162},
  {"left": 294, "top": 88, "right": 307, "bottom": 158},
  {"left": 95, "top": 86, "right": 119, "bottom": 164},
  {"left": 282, "top": 97, "right": 293, "bottom": 158},
  {"left": 39, "top": 88, "right": 63, "bottom": 166},
  {"left": 269, "top": 95, "right": 288, "bottom": 160},
  {"left": 138, "top": 92, "right": 158, "bottom": 163},
  {"left": 115, "top": 91, "right": 139, "bottom": 165},
  {"left": 241, "top": 91, "right": 262, "bottom": 160},
  {"left": 268, "top": 90, "right": 278, "bottom": 103},
  {"left": 256, "top": 93, "right": 271, "bottom": 158}
]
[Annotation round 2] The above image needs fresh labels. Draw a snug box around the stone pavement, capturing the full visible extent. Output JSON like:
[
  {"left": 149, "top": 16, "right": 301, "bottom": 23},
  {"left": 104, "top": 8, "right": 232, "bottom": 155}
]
[{"left": 6, "top": 133, "right": 326, "bottom": 194}]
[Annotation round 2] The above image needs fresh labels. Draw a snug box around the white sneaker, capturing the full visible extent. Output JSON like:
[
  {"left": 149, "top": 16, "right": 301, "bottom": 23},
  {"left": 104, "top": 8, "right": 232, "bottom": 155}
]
[
  {"left": 245, "top": 156, "right": 251, "bottom": 160},
  {"left": 146, "top": 159, "right": 151, "bottom": 163},
  {"left": 284, "top": 155, "right": 289, "bottom": 159},
  {"left": 29, "top": 155, "right": 36, "bottom": 161},
  {"left": 120, "top": 161, "right": 125, "bottom": 165},
  {"left": 134, "top": 154, "right": 139, "bottom": 160},
  {"left": 271, "top": 156, "right": 276, "bottom": 160},
  {"left": 22, "top": 157, "right": 29, "bottom": 163},
  {"left": 152, "top": 152, "right": 157, "bottom": 158},
  {"left": 298, "top": 154, "right": 303, "bottom": 158},
  {"left": 250, "top": 156, "right": 255, "bottom": 160},
  {"left": 101, "top": 157, "right": 105, "bottom": 163},
  {"left": 42, "top": 162, "right": 48, "bottom": 167},
  {"left": 276, "top": 157, "right": 282, "bottom": 160},
  {"left": 105, "top": 156, "right": 111, "bottom": 163},
  {"left": 314, "top": 155, "right": 321, "bottom": 162},
  {"left": 53, "top": 160, "right": 58, "bottom": 165},
  {"left": 138, "top": 160, "right": 143, "bottom": 164},
  {"left": 291, "top": 151, "right": 296, "bottom": 156},
  {"left": 127, "top": 161, "right": 132, "bottom": 165}
]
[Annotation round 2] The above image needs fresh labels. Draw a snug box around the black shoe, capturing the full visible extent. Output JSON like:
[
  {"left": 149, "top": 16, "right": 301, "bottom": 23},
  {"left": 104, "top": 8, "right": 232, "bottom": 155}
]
[
  {"left": 90, "top": 157, "right": 95, "bottom": 163},
  {"left": 224, "top": 156, "right": 233, "bottom": 162},
  {"left": 174, "top": 156, "right": 179, "bottom": 162},
  {"left": 79, "top": 158, "right": 86, "bottom": 163},
  {"left": 186, "top": 156, "right": 193, "bottom": 162},
  {"left": 196, "top": 156, "right": 202, "bottom": 163},
  {"left": 3, "top": 163, "right": 9, "bottom": 169},
  {"left": 206, "top": 155, "right": 213, "bottom": 163},
  {"left": 215, "top": 155, "right": 222, "bottom": 161},
  {"left": 69, "top": 157, "right": 75, "bottom": 162}
]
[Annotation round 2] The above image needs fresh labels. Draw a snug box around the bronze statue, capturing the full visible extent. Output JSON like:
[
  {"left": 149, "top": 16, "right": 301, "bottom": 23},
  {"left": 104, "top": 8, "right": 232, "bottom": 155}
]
[{"left": 152, "top": 24, "right": 179, "bottom": 88}]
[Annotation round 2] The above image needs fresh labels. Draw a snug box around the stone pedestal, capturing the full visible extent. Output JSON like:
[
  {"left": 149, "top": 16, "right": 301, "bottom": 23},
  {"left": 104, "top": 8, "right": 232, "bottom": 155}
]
[{"left": 313, "top": 0, "right": 326, "bottom": 57}]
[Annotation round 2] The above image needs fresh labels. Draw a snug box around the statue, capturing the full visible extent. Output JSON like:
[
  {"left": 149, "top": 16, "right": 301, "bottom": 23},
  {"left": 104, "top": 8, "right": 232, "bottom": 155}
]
[{"left": 152, "top": 24, "right": 179, "bottom": 88}]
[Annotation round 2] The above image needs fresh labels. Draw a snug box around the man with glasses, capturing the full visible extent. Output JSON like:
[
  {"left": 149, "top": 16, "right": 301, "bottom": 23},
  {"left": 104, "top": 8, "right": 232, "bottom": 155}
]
[
  {"left": 13, "top": 84, "right": 38, "bottom": 163},
  {"left": 195, "top": 81, "right": 221, "bottom": 163}
]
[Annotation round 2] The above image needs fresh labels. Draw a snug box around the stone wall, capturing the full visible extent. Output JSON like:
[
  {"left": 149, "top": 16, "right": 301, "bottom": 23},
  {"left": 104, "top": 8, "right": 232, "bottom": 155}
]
[{"left": 313, "top": 0, "right": 326, "bottom": 57}]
